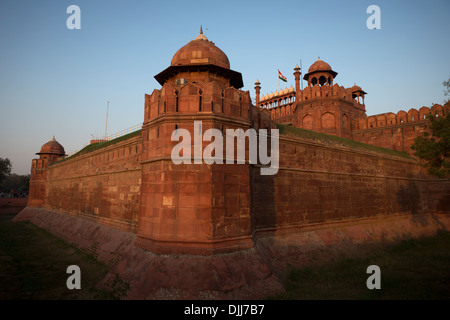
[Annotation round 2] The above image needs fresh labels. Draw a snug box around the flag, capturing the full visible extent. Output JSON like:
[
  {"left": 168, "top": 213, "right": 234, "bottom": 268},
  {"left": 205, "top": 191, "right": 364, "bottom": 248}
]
[{"left": 278, "top": 70, "right": 287, "bottom": 82}]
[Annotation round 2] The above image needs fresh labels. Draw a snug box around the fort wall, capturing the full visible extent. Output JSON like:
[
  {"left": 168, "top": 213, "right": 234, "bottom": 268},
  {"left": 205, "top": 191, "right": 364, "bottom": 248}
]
[
  {"left": 39, "top": 134, "right": 143, "bottom": 233},
  {"left": 252, "top": 134, "right": 450, "bottom": 235},
  {"left": 353, "top": 104, "right": 446, "bottom": 153},
  {"left": 27, "top": 126, "right": 450, "bottom": 246}
]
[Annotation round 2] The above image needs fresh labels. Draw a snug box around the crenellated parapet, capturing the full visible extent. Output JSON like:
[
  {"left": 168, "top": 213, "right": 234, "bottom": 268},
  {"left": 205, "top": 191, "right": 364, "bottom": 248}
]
[
  {"left": 144, "top": 80, "right": 251, "bottom": 124},
  {"left": 355, "top": 104, "right": 447, "bottom": 130},
  {"left": 257, "top": 86, "right": 296, "bottom": 125},
  {"left": 31, "top": 158, "right": 47, "bottom": 174},
  {"left": 352, "top": 103, "right": 449, "bottom": 153},
  {"left": 259, "top": 86, "right": 296, "bottom": 108}
]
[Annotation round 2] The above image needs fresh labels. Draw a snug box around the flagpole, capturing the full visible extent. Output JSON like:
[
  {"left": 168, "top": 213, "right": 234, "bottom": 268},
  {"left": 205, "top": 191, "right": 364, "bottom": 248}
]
[
  {"left": 300, "top": 60, "right": 303, "bottom": 90},
  {"left": 104, "top": 100, "right": 109, "bottom": 140},
  {"left": 278, "top": 70, "right": 280, "bottom": 91}
]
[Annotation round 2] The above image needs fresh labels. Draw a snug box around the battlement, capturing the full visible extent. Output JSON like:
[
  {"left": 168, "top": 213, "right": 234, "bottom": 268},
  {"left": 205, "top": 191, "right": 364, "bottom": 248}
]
[
  {"left": 356, "top": 104, "right": 447, "bottom": 131},
  {"left": 144, "top": 81, "right": 251, "bottom": 124},
  {"left": 298, "top": 83, "right": 365, "bottom": 106},
  {"left": 31, "top": 158, "right": 46, "bottom": 170}
]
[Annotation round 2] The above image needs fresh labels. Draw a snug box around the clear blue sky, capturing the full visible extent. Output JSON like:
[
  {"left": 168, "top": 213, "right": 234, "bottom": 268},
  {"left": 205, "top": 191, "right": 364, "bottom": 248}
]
[{"left": 1, "top": 0, "right": 449, "bottom": 174}]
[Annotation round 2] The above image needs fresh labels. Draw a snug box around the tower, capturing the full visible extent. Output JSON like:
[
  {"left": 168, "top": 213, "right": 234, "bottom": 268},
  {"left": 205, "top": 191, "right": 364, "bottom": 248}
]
[
  {"left": 136, "top": 29, "right": 255, "bottom": 255},
  {"left": 303, "top": 58, "right": 338, "bottom": 87},
  {"left": 294, "top": 58, "right": 367, "bottom": 139},
  {"left": 254, "top": 80, "right": 261, "bottom": 106},
  {"left": 293, "top": 65, "right": 301, "bottom": 100},
  {"left": 29, "top": 137, "right": 65, "bottom": 207}
]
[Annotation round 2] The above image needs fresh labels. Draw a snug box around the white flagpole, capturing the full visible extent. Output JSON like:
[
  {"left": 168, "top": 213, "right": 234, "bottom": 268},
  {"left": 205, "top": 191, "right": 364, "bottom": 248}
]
[{"left": 104, "top": 101, "right": 109, "bottom": 140}]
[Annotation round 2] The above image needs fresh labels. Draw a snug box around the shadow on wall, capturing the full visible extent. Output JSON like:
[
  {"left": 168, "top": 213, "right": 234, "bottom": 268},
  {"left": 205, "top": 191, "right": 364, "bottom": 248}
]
[
  {"left": 396, "top": 182, "right": 427, "bottom": 226},
  {"left": 251, "top": 166, "right": 275, "bottom": 233}
]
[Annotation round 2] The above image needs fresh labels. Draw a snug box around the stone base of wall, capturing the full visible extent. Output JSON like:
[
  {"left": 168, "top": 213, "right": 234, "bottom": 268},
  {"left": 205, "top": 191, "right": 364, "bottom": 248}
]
[
  {"left": 13, "top": 207, "right": 282, "bottom": 299},
  {"left": 13, "top": 207, "right": 450, "bottom": 299},
  {"left": 254, "top": 213, "right": 450, "bottom": 277}
]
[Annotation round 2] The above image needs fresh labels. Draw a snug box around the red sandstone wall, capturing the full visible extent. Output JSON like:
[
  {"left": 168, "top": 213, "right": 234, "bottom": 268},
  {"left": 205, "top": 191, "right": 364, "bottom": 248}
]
[
  {"left": 136, "top": 160, "right": 253, "bottom": 254},
  {"left": 29, "top": 158, "right": 49, "bottom": 207},
  {"left": 138, "top": 115, "right": 254, "bottom": 254},
  {"left": 252, "top": 135, "right": 450, "bottom": 233},
  {"left": 353, "top": 124, "right": 427, "bottom": 153},
  {"left": 43, "top": 135, "right": 142, "bottom": 233},
  {"left": 353, "top": 104, "right": 448, "bottom": 153}
]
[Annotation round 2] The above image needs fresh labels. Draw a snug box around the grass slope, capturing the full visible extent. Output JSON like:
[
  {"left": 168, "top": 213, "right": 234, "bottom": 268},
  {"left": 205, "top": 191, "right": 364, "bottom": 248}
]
[
  {"left": 270, "top": 231, "right": 450, "bottom": 300},
  {"left": 56, "top": 129, "right": 142, "bottom": 164},
  {"left": 276, "top": 124, "right": 412, "bottom": 159},
  {"left": 0, "top": 215, "right": 127, "bottom": 299}
]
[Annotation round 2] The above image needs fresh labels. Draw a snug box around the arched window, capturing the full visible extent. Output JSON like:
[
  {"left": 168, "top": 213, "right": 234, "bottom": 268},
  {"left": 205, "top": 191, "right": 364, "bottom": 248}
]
[
  {"left": 321, "top": 112, "right": 336, "bottom": 129},
  {"left": 342, "top": 114, "right": 349, "bottom": 131},
  {"left": 302, "top": 114, "right": 313, "bottom": 130},
  {"left": 319, "top": 76, "right": 327, "bottom": 86}
]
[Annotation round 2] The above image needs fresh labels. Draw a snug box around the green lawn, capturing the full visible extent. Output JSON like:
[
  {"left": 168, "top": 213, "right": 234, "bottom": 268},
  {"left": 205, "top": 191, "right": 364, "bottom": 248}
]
[
  {"left": 276, "top": 123, "right": 412, "bottom": 159},
  {"left": 56, "top": 129, "right": 142, "bottom": 164},
  {"left": 270, "top": 231, "right": 450, "bottom": 300},
  {"left": 0, "top": 214, "right": 127, "bottom": 300},
  {"left": 1, "top": 213, "right": 449, "bottom": 300}
]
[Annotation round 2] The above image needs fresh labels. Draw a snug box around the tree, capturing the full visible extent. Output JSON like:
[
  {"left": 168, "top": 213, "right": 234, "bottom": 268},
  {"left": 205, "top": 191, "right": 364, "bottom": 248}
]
[
  {"left": 0, "top": 157, "right": 12, "bottom": 182},
  {"left": 444, "top": 78, "right": 450, "bottom": 104},
  {"left": 411, "top": 103, "right": 450, "bottom": 178},
  {"left": 20, "top": 174, "right": 30, "bottom": 192},
  {"left": 0, "top": 173, "right": 30, "bottom": 194}
]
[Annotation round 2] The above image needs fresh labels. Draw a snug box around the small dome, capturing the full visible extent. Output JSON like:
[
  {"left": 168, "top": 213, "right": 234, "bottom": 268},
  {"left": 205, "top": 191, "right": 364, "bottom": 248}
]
[
  {"left": 274, "top": 91, "right": 279, "bottom": 97},
  {"left": 269, "top": 92, "right": 274, "bottom": 98},
  {"left": 308, "top": 58, "right": 332, "bottom": 73},
  {"left": 283, "top": 88, "right": 289, "bottom": 94},
  {"left": 265, "top": 94, "right": 269, "bottom": 100},
  {"left": 37, "top": 137, "right": 65, "bottom": 156},
  {"left": 278, "top": 89, "right": 284, "bottom": 95},
  {"left": 170, "top": 28, "right": 230, "bottom": 69},
  {"left": 289, "top": 86, "right": 295, "bottom": 92},
  {"left": 351, "top": 83, "right": 367, "bottom": 95}
]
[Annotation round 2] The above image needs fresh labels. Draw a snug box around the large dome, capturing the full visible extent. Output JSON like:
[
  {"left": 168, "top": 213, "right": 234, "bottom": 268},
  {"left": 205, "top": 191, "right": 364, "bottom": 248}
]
[
  {"left": 37, "top": 137, "right": 65, "bottom": 156},
  {"left": 308, "top": 58, "right": 332, "bottom": 73},
  {"left": 170, "top": 29, "right": 230, "bottom": 69},
  {"left": 154, "top": 28, "right": 243, "bottom": 89}
]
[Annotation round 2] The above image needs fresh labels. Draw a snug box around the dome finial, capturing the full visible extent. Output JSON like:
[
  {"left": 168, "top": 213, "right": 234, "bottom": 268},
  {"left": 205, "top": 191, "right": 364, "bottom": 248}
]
[{"left": 194, "top": 25, "right": 208, "bottom": 41}]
